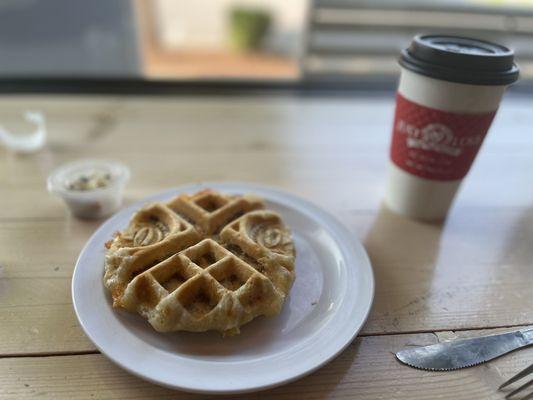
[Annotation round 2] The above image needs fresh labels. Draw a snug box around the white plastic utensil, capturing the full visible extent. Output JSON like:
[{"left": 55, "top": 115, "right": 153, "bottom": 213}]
[{"left": 0, "top": 111, "right": 46, "bottom": 153}]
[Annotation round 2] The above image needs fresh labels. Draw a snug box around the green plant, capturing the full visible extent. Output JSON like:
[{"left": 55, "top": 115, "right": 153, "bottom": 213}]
[{"left": 229, "top": 7, "right": 271, "bottom": 51}]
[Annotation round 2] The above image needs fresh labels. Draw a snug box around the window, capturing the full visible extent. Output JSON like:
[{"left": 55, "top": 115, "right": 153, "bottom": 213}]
[{"left": 0, "top": 0, "right": 530, "bottom": 84}]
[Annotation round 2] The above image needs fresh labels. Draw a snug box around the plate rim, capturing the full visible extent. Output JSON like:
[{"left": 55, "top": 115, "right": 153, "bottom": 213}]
[{"left": 71, "top": 182, "right": 375, "bottom": 394}]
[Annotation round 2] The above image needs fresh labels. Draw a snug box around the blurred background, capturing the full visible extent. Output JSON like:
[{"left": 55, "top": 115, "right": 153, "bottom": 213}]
[{"left": 1, "top": 0, "right": 533, "bottom": 86}]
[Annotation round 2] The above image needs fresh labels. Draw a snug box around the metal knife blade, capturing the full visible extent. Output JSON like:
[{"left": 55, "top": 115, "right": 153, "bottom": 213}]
[{"left": 396, "top": 328, "right": 533, "bottom": 371}]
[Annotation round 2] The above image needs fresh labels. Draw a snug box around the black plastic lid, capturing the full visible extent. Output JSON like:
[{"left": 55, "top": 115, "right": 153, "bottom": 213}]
[{"left": 399, "top": 34, "right": 519, "bottom": 85}]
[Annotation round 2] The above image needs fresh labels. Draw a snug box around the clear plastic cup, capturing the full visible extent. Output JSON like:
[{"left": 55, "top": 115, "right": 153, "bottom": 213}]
[{"left": 47, "top": 159, "right": 130, "bottom": 219}]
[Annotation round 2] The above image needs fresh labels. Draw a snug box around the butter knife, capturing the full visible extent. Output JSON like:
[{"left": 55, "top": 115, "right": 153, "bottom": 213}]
[{"left": 396, "top": 328, "right": 533, "bottom": 371}]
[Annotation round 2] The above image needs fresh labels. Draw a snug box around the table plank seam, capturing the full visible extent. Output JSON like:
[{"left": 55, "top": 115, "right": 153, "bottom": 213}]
[
  {"left": 360, "top": 323, "right": 533, "bottom": 337},
  {"left": 0, "top": 217, "right": 66, "bottom": 223},
  {"left": 0, "top": 350, "right": 99, "bottom": 359},
  {"left": 1, "top": 323, "right": 531, "bottom": 359}
]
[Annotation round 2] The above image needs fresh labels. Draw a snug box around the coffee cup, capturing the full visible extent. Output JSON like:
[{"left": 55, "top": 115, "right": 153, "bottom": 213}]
[{"left": 385, "top": 34, "right": 519, "bottom": 220}]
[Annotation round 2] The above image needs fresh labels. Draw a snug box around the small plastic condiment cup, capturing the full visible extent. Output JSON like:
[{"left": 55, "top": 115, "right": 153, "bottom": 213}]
[{"left": 47, "top": 159, "right": 130, "bottom": 219}]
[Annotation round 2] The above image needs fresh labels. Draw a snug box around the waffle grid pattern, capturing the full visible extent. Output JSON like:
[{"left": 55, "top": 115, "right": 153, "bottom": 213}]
[{"left": 104, "top": 189, "right": 295, "bottom": 335}]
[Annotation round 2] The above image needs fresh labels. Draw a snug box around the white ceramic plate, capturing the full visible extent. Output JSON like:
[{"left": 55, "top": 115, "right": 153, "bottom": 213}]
[{"left": 72, "top": 182, "right": 374, "bottom": 394}]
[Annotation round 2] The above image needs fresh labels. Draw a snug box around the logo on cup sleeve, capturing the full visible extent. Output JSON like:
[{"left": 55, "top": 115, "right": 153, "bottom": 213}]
[
  {"left": 391, "top": 94, "right": 497, "bottom": 181},
  {"left": 396, "top": 120, "right": 486, "bottom": 157}
]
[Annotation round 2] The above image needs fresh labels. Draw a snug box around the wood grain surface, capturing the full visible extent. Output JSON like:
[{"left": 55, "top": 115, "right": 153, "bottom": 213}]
[
  {"left": 1, "top": 94, "right": 532, "bottom": 399},
  {"left": 2, "top": 329, "right": 533, "bottom": 400}
]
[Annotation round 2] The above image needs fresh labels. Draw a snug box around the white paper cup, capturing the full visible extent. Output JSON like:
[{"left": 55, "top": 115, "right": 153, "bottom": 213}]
[{"left": 385, "top": 35, "right": 519, "bottom": 221}]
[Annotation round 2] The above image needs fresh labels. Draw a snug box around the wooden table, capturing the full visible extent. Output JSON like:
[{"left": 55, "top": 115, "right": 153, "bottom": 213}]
[{"left": 1, "top": 93, "right": 532, "bottom": 399}]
